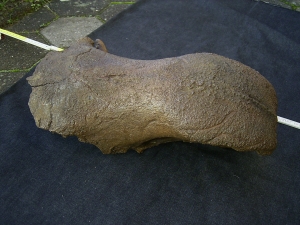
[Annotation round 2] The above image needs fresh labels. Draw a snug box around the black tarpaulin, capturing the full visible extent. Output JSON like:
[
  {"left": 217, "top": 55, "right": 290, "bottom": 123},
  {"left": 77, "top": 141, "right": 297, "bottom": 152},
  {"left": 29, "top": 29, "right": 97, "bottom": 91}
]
[{"left": 1, "top": 0, "right": 300, "bottom": 224}]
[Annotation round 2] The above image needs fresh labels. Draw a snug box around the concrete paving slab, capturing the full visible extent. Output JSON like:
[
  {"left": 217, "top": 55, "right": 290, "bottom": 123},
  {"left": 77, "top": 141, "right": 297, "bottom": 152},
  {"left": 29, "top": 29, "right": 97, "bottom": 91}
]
[
  {"left": 41, "top": 17, "right": 103, "bottom": 48},
  {"left": 0, "top": 71, "right": 26, "bottom": 94},
  {"left": 9, "top": 7, "right": 57, "bottom": 33},
  {"left": 0, "top": 33, "right": 49, "bottom": 71},
  {"left": 100, "top": 3, "right": 134, "bottom": 22},
  {"left": 49, "top": 0, "right": 110, "bottom": 17}
]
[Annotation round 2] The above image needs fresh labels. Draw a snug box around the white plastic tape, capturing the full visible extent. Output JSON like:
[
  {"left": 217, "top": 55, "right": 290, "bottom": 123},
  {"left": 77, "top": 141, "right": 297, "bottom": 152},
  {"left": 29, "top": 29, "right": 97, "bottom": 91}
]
[
  {"left": 277, "top": 116, "right": 300, "bottom": 129},
  {"left": 0, "top": 28, "right": 63, "bottom": 51}
]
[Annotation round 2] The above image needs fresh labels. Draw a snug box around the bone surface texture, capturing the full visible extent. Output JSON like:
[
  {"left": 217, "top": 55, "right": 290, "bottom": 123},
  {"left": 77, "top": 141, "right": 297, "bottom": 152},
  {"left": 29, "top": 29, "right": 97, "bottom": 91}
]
[{"left": 27, "top": 38, "right": 278, "bottom": 155}]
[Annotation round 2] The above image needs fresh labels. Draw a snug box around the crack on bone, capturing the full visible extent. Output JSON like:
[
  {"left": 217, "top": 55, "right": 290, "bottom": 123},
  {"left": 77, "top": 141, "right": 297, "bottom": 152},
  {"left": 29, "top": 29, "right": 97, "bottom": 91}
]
[
  {"left": 74, "top": 48, "right": 92, "bottom": 62},
  {"left": 29, "top": 80, "right": 64, "bottom": 88},
  {"left": 201, "top": 111, "right": 236, "bottom": 132}
]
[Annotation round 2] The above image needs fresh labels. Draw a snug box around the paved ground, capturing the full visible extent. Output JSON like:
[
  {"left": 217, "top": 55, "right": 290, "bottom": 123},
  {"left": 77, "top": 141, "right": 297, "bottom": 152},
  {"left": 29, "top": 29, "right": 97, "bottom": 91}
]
[{"left": 0, "top": 0, "right": 299, "bottom": 94}]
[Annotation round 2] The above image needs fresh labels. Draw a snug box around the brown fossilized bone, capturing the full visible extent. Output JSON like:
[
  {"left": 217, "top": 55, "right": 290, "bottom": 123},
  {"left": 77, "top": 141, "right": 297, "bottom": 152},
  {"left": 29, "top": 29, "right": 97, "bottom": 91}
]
[{"left": 27, "top": 37, "right": 277, "bottom": 155}]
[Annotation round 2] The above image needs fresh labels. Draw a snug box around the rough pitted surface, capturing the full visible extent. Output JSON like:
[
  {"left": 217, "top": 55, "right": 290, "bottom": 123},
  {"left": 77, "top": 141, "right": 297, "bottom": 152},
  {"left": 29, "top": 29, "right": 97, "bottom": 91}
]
[{"left": 27, "top": 37, "right": 278, "bottom": 155}]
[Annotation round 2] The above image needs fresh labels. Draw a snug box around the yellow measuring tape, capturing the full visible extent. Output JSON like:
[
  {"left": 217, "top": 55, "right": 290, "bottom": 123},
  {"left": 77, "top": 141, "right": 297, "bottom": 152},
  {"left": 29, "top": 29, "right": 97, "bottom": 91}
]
[{"left": 0, "top": 28, "right": 64, "bottom": 51}]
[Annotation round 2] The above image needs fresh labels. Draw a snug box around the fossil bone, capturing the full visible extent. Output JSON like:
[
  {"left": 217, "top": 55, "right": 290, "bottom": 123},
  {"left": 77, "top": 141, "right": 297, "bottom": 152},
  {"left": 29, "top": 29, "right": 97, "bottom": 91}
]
[{"left": 27, "top": 37, "right": 278, "bottom": 155}]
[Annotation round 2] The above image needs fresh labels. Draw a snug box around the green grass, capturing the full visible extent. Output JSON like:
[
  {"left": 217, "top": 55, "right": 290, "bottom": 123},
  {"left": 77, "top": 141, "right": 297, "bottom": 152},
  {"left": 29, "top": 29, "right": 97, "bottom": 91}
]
[
  {"left": 0, "top": 0, "right": 9, "bottom": 10},
  {"left": 280, "top": 0, "right": 300, "bottom": 10},
  {"left": 25, "top": 0, "right": 51, "bottom": 10},
  {"left": 0, "top": 0, "right": 51, "bottom": 28}
]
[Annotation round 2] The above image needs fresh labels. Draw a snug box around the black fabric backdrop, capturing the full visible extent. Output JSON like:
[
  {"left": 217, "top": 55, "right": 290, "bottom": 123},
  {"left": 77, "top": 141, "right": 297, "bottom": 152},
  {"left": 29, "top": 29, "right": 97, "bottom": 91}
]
[{"left": 1, "top": 0, "right": 300, "bottom": 224}]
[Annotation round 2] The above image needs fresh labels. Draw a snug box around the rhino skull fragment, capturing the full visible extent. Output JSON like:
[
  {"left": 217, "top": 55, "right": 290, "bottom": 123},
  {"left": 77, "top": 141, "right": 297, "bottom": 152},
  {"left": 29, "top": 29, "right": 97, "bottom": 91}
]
[{"left": 27, "top": 37, "right": 277, "bottom": 155}]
